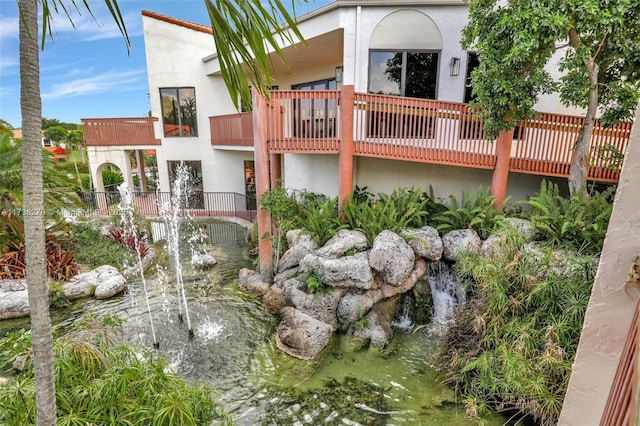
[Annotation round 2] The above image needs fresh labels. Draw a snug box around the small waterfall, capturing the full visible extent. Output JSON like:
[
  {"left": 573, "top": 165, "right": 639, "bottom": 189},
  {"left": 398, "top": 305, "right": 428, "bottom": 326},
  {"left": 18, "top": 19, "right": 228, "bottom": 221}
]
[
  {"left": 391, "top": 295, "right": 413, "bottom": 330},
  {"left": 426, "top": 261, "right": 466, "bottom": 327},
  {"left": 118, "top": 184, "right": 159, "bottom": 348}
]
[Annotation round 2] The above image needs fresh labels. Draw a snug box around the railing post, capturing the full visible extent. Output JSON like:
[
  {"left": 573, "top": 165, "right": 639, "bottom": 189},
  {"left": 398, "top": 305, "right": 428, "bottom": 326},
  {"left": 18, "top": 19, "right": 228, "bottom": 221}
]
[
  {"left": 253, "top": 88, "right": 273, "bottom": 278},
  {"left": 491, "top": 128, "right": 514, "bottom": 209},
  {"left": 339, "top": 85, "right": 355, "bottom": 207}
]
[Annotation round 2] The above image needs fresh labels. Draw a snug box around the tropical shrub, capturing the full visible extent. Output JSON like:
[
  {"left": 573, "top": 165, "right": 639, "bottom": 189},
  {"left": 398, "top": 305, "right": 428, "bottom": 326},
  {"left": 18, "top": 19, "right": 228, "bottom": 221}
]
[
  {"left": 522, "top": 180, "right": 614, "bottom": 254},
  {"left": 342, "top": 187, "right": 435, "bottom": 244},
  {"left": 430, "top": 187, "right": 505, "bottom": 239},
  {"left": 0, "top": 211, "right": 77, "bottom": 281},
  {"left": 70, "top": 222, "right": 136, "bottom": 269},
  {"left": 107, "top": 227, "right": 150, "bottom": 257},
  {"left": 0, "top": 314, "right": 232, "bottom": 426},
  {"left": 438, "top": 232, "right": 596, "bottom": 425}
]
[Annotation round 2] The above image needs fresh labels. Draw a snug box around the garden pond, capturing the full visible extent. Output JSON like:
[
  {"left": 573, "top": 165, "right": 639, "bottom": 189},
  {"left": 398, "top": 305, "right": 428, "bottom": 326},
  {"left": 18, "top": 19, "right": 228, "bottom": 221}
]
[{"left": 0, "top": 220, "right": 507, "bottom": 425}]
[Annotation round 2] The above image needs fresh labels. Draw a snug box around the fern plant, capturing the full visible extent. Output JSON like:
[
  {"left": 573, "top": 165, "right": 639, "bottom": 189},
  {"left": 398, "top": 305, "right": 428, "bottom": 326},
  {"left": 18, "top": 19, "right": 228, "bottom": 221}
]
[
  {"left": 524, "top": 180, "right": 614, "bottom": 254},
  {"left": 431, "top": 187, "right": 505, "bottom": 239}
]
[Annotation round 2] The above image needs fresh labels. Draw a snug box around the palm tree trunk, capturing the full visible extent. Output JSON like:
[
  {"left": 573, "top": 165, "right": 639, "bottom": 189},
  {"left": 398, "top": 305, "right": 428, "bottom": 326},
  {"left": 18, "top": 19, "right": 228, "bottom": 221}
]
[
  {"left": 19, "top": 0, "right": 57, "bottom": 424},
  {"left": 568, "top": 57, "right": 599, "bottom": 196}
]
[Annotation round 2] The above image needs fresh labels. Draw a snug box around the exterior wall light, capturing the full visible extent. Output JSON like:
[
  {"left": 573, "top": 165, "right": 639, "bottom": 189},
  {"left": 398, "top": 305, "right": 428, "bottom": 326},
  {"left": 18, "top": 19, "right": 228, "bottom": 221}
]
[
  {"left": 335, "top": 66, "right": 344, "bottom": 83},
  {"left": 450, "top": 57, "right": 461, "bottom": 76}
]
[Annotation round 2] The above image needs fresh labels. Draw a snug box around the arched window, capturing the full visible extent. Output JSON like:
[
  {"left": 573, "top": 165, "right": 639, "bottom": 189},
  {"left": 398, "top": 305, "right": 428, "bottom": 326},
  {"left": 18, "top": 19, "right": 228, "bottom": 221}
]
[{"left": 368, "top": 10, "right": 442, "bottom": 99}]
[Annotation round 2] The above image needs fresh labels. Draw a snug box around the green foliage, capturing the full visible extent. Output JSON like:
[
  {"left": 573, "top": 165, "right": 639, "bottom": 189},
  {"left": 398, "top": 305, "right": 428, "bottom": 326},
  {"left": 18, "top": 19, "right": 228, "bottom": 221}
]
[
  {"left": 70, "top": 222, "right": 136, "bottom": 269},
  {"left": 463, "top": 0, "right": 640, "bottom": 138},
  {"left": 522, "top": 180, "right": 614, "bottom": 254},
  {"left": 101, "top": 165, "right": 124, "bottom": 192},
  {"left": 295, "top": 192, "right": 347, "bottom": 245},
  {"left": 303, "top": 269, "right": 329, "bottom": 294},
  {"left": 438, "top": 233, "right": 596, "bottom": 425},
  {"left": 342, "top": 187, "right": 435, "bottom": 244},
  {"left": 0, "top": 315, "right": 231, "bottom": 426},
  {"left": 431, "top": 187, "right": 506, "bottom": 239}
]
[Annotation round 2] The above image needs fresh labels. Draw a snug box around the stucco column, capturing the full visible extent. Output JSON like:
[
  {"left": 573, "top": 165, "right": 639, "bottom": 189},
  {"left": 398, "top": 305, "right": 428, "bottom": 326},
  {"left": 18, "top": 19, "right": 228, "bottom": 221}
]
[
  {"left": 253, "top": 89, "right": 273, "bottom": 278},
  {"left": 558, "top": 102, "right": 640, "bottom": 425},
  {"left": 490, "top": 128, "right": 513, "bottom": 209},
  {"left": 270, "top": 153, "right": 282, "bottom": 189},
  {"left": 338, "top": 85, "right": 355, "bottom": 207},
  {"left": 136, "top": 150, "right": 148, "bottom": 192}
]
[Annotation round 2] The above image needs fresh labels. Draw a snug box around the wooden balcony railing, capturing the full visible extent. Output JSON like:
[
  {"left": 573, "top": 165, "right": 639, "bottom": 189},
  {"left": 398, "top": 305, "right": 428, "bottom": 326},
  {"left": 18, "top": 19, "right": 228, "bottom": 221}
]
[
  {"left": 210, "top": 112, "right": 254, "bottom": 147},
  {"left": 259, "top": 90, "right": 631, "bottom": 182},
  {"left": 84, "top": 91, "right": 631, "bottom": 183},
  {"left": 82, "top": 117, "right": 161, "bottom": 146}
]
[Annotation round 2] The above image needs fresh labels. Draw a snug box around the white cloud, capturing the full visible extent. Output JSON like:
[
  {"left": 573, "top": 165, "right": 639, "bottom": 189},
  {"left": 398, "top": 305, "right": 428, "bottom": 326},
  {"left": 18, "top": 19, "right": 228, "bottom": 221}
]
[
  {"left": 0, "top": 16, "right": 18, "bottom": 43},
  {"left": 42, "top": 69, "right": 146, "bottom": 100},
  {"left": 43, "top": 9, "right": 143, "bottom": 42}
]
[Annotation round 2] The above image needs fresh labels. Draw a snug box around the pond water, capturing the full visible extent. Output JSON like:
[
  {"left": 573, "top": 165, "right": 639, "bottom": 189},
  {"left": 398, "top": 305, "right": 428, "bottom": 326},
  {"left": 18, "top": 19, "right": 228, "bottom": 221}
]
[{"left": 1, "top": 220, "right": 506, "bottom": 425}]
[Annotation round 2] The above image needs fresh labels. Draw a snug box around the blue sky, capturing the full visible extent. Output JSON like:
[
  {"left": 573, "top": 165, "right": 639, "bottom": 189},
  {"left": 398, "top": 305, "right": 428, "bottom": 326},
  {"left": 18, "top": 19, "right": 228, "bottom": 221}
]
[{"left": 0, "top": 0, "right": 328, "bottom": 129}]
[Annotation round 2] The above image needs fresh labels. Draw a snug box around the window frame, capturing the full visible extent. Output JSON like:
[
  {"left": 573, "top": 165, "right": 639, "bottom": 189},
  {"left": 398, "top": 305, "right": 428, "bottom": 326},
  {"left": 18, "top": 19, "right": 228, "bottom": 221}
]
[
  {"left": 368, "top": 49, "right": 440, "bottom": 100},
  {"left": 159, "top": 87, "right": 199, "bottom": 138}
]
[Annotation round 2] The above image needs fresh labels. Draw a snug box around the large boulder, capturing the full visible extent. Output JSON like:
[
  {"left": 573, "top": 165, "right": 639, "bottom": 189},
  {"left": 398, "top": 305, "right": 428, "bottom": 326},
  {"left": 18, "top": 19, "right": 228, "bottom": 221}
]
[
  {"left": 315, "top": 229, "right": 368, "bottom": 258},
  {"left": 299, "top": 252, "right": 373, "bottom": 290},
  {"left": 238, "top": 268, "right": 270, "bottom": 297},
  {"left": 369, "top": 230, "right": 415, "bottom": 287},
  {"left": 0, "top": 279, "right": 29, "bottom": 320},
  {"left": 285, "top": 283, "right": 347, "bottom": 329},
  {"left": 275, "top": 307, "right": 333, "bottom": 360},
  {"left": 63, "top": 265, "right": 126, "bottom": 300},
  {"left": 403, "top": 226, "right": 443, "bottom": 261},
  {"left": 441, "top": 229, "right": 482, "bottom": 262},
  {"left": 278, "top": 231, "right": 317, "bottom": 272}
]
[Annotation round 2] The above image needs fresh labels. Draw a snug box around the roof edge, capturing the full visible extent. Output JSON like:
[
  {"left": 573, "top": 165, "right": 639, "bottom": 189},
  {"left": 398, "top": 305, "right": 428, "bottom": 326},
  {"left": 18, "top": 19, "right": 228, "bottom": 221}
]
[{"left": 141, "top": 10, "right": 213, "bottom": 35}]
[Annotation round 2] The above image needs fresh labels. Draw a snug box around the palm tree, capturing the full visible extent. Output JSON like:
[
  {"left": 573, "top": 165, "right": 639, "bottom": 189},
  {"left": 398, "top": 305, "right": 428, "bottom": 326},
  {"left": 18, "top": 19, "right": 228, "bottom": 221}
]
[
  {"left": 19, "top": 2, "right": 55, "bottom": 423},
  {"left": 17, "top": 0, "right": 304, "bottom": 423}
]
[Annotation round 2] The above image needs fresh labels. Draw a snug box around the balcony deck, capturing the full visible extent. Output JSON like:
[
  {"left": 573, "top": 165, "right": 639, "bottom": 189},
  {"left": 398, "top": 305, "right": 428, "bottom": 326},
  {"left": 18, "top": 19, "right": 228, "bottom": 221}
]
[
  {"left": 86, "top": 91, "right": 632, "bottom": 183},
  {"left": 82, "top": 117, "right": 161, "bottom": 146}
]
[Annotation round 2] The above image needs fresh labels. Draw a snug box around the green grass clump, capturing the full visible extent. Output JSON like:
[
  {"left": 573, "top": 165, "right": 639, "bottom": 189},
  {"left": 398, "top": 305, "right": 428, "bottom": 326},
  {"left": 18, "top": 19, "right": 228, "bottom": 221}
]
[
  {"left": 438, "top": 232, "right": 596, "bottom": 425},
  {"left": 70, "top": 222, "right": 135, "bottom": 269},
  {"left": 0, "top": 315, "right": 232, "bottom": 426}
]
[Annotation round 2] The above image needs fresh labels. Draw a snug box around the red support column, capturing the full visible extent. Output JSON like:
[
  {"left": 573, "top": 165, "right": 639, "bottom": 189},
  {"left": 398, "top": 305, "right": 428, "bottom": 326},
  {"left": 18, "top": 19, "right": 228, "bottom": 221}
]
[
  {"left": 270, "top": 153, "right": 282, "bottom": 189},
  {"left": 338, "top": 85, "right": 355, "bottom": 207},
  {"left": 491, "top": 128, "right": 514, "bottom": 209},
  {"left": 253, "top": 89, "right": 273, "bottom": 278}
]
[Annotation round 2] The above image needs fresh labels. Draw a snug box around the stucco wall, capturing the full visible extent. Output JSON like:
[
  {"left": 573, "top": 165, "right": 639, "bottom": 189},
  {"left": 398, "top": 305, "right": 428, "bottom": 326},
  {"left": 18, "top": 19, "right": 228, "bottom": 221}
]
[{"left": 558, "top": 103, "right": 640, "bottom": 425}]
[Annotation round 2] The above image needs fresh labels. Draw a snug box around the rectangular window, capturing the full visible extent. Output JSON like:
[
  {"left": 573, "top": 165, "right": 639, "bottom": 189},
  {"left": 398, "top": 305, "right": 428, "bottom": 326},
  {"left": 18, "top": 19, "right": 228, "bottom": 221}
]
[
  {"left": 160, "top": 87, "right": 198, "bottom": 137},
  {"left": 368, "top": 50, "right": 439, "bottom": 99}
]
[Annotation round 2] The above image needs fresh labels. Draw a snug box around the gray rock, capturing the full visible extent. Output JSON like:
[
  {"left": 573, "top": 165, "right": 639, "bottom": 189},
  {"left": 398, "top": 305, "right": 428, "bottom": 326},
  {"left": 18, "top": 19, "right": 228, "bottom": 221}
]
[
  {"left": 504, "top": 217, "right": 537, "bottom": 242},
  {"left": 299, "top": 252, "right": 373, "bottom": 289},
  {"left": 279, "top": 232, "right": 317, "bottom": 272},
  {"left": 276, "top": 307, "right": 333, "bottom": 360},
  {"left": 350, "top": 311, "right": 393, "bottom": 351},
  {"left": 238, "top": 268, "right": 270, "bottom": 297},
  {"left": 191, "top": 252, "right": 217, "bottom": 269},
  {"left": 0, "top": 288, "right": 30, "bottom": 320},
  {"left": 315, "top": 229, "right": 368, "bottom": 258},
  {"left": 369, "top": 230, "right": 415, "bottom": 286},
  {"left": 441, "top": 229, "right": 482, "bottom": 262},
  {"left": 64, "top": 265, "right": 126, "bottom": 300},
  {"left": 286, "top": 284, "right": 346, "bottom": 328},
  {"left": 403, "top": 226, "right": 443, "bottom": 261}
]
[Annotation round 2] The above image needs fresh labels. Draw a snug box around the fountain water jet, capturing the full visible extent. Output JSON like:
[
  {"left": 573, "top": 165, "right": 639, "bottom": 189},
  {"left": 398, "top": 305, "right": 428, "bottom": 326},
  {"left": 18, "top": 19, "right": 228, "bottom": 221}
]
[
  {"left": 157, "top": 161, "right": 196, "bottom": 337},
  {"left": 118, "top": 183, "right": 159, "bottom": 348}
]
